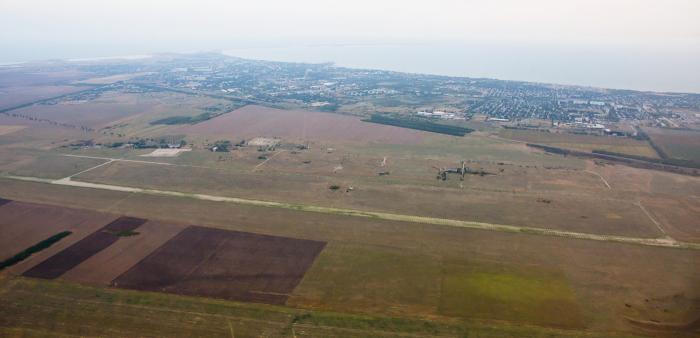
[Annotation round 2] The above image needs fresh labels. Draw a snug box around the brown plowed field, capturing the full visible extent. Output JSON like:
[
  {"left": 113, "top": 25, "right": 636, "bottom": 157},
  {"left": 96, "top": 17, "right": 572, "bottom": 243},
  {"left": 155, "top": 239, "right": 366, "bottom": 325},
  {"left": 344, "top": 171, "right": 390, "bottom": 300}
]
[
  {"left": 0, "top": 198, "right": 11, "bottom": 207},
  {"left": 112, "top": 226, "right": 326, "bottom": 304},
  {"left": 0, "top": 200, "right": 114, "bottom": 264},
  {"left": 179, "top": 105, "right": 427, "bottom": 145},
  {"left": 23, "top": 217, "right": 147, "bottom": 279},
  {"left": 61, "top": 220, "right": 188, "bottom": 285}
]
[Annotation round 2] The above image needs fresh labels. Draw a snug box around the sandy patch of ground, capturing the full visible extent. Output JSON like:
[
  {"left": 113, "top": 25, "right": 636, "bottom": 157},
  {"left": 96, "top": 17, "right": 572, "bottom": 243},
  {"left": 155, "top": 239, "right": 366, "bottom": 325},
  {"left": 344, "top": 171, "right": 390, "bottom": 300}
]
[
  {"left": 248, "top": 137, "right": 281, "bottom": 147},
  {"left": 0, "top": 125, "right": 26, "bottom": 136},
  {"left": 139, "top": 148, "right": 191, "bottom": 157}
]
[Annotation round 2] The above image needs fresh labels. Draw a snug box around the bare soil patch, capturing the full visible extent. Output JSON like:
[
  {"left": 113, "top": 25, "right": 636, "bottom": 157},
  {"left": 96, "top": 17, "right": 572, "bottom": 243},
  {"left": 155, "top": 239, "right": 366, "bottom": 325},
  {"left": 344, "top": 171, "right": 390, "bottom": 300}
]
[
  {"left": 139, "top": 148, "right": 191, "bottom": 157},
  {"left": 61, "top": 220, "right": 187, "bottom": 285},
  {"left": 23, "top": 217, "right": 147, "bottom": 279},
  {"left": 112, "top": 226, "right": 326, "bottom": 304},
  {"left": 0, "top": 125, "right": 26, "bottom": 136}
]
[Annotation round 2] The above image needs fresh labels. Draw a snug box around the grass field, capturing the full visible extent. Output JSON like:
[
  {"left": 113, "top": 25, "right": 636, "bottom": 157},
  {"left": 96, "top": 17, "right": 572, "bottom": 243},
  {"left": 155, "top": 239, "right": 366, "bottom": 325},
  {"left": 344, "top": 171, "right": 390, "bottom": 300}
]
[
  {"left": 0, "top": 148, "right": 106, "bottom": 179},
  {"left": 71, "top": 157, "right": 662, "bottom": 237},
  {"left": 1, "top": 86, "right": 700, "bottom": 337},
  {"left": 1, "top": 179, "right": 699, "bottom": 336},
  {"left": 0, "top": 277, "right": 636, "bottom": 338},
  {"left": 288, "top": 242, "right": 442, "bottom": 318},
  {"left": 438, "top": 261, "right": 583, "bottom": 328}
]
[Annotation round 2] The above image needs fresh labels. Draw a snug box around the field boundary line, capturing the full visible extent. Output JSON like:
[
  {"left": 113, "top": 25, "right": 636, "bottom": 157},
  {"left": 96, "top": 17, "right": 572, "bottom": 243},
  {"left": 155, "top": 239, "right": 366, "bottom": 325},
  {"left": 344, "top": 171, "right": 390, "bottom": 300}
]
[
  {"left": 66, "top": 159, "right": 114, "bottom": 178},
  {"left": 635, "top": 201, "right": 670, "bottom": 239},
  {"left": 253, "top": 150, "right": 286, "bottom": 171},
  {"left": 62, "top": 154, "right": 211, "bottom": 169},
  {"left": 584, "top": 170, "right": 611, "bottom": 190},
  {"left": 3, "top": 174, "right": 700, "bottom": 251}
]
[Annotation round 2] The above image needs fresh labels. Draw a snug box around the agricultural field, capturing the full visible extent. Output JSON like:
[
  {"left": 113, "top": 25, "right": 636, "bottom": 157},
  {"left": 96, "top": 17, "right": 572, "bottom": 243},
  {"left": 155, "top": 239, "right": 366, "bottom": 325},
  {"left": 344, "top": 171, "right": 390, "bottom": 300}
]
[
  {"left": 0, "top": 186, "right": 699, "bottom": 337},
  {"left": 0, "top": 200, "right": 327, "bottom": 307},
  {"left": 0, "top": 85, "right": 87, "bottom": 110},
  {"left": 23, "top": 216, "right": 147, "bottom": 279},
  {"left": 437, "top": 261, "right": 583, "bottom": 328},
  {"left": 0, "top": 277, "right": 624, "bottom": 338},
  {"left": 0, "top": 200, "right": 115, "bottom": 267},
  {"left": 0, "top": 66, "right": 93, "bottom": 110},
  {"left": 644, "top": 127, "right": 700, "bottom": 162},
  {"left": 499, "top": 129, "right": 660, "bottom": 158},
  {"left": 9, "top": 90, "right": 231, "bottom": 132},
  {"left": 179, "top": 105, "right": 428, "bottom": 145},
  {"left": 0, "top": 71, "right": 699, "bottom": 337},
  {"left": 113, "top": 226, "right": 326, "bottom": 304}
]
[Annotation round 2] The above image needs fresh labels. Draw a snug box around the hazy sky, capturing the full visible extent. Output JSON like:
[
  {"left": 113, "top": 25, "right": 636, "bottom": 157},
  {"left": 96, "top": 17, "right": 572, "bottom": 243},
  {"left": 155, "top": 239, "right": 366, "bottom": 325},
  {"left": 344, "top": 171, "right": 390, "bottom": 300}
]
[{"left": 2, "top": 0, "right": 699, "bottom": 91}]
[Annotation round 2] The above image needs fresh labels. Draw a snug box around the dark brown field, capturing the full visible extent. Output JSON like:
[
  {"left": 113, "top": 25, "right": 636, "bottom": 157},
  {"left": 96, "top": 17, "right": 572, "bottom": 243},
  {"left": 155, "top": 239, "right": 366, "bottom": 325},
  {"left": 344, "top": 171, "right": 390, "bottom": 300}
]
[
  {"left": 112, "top": 226, "right": 326, "bottom": 304},
  {"left": 60, "top": 220, "right": 188, "bottom": 285},
  {"left": 23, "top": 216, "right": 147, "bottom": 279},
  {"left": 0, "top": 197, "right": 11, "bottom": 207}
]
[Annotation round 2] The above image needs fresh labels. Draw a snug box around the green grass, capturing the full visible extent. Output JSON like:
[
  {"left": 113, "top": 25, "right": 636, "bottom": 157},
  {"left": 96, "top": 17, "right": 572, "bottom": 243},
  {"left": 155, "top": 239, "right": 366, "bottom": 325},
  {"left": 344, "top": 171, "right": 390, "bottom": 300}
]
[{"left": 439, "top": 261, "right": 584, "bottom": 328}]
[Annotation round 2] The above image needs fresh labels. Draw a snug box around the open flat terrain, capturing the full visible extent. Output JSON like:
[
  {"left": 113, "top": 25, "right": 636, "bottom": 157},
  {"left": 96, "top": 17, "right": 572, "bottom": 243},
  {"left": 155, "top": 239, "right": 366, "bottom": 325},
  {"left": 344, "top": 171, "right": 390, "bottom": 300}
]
[
  {"left": 645, "top": 127, "right": 700, "bottom": 162},
  {"left": 0, "top": 200, "right": 115, "bottom": 267},
  {"left": 1, "top": 69, "right": 699, "bottom": 337},
  {"left": 23, "top": 216, "right": 147, "bottom": 279},
  {"left": 179, "top": 105, "right": 427, "bottom": 145},
  {"left": 72, "top": 159, "right": 662, "bottom": 237},
  {"left": 499, "top": 129, "right": 660, "bottom": 158},
  {"left": 60, "top": 220, "right": 188, "bottom": 285},
  {"left": 1, "top": 183, "right": 699, "bottom": 337},
  {"left": 114, "top": 226, "right": 325, "bottom": 304}
]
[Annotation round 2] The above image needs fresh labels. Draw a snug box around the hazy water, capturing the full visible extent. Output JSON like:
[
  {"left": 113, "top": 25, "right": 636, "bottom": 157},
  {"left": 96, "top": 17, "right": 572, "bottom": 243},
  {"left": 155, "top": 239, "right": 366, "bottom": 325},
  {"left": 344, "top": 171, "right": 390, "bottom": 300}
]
[
  {"left": 3, "top": 42, "right": 698, "bottom": 93},
  {"left": 225, "top": 43, "right": 700, "bottom": 93}
]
